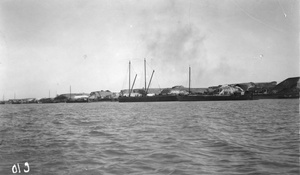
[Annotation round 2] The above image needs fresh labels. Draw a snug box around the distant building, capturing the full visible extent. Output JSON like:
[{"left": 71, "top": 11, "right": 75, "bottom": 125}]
[
  {"left": 271, "top": 77, "right": 299, "bottom": 94},
  {"left": 39, "top": 98, "right": 55, "bottom": 103},
  {"left": 54, "top": 93, "right": 90, "bottom": 102},
  {"left": 8, "top": 98, "right": 37, "bottom": 104},
  {"left": 249, "top": 81, "right": 277, "bottom": 94},
  {"left": 89, "top": 90, "right": 119, "bottom": 101}
]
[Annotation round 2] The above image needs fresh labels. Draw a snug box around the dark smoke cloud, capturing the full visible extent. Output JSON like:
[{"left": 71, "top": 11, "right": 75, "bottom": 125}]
[{"left": 140, "top": 21, "right": 208, "bottom": 87}]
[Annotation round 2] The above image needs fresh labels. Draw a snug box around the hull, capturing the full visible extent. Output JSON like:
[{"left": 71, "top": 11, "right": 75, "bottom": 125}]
[
  {"left": 119, "top": 95, "right": 177, "bottom": 102},
  {"left": 177, "top": 93, "right": 253, "bottom": 101}
]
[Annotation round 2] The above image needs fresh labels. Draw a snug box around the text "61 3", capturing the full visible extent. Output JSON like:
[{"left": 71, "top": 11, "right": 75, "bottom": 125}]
[{"left": 12, "top": 162, "right": 30, "bottom": 174}]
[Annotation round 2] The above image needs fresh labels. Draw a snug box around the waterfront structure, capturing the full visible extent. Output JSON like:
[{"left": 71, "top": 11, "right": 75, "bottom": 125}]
[
  {"left": 272, "top": 77, "right": 299, "bottom": 98},
  {"left": 38, "top": 98, "right": 55, "bottom": 103},
  {"left": 7, "top": 98, "right": 38, "bottom": 104},
  {"left": 177, "top": 67, "right": 254, "bottom": 101},
  {"left": 54, "top": 93, "right": 90, "bottom": 103},
  {"left": 89, "top": 90, "right": 119, "bottom": 102}
]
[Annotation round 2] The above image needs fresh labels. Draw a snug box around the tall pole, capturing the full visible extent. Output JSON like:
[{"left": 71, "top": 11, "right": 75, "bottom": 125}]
[
  {"left": 144, "top": 58, "right": 147, "bottom": 91},
  {"left": 130, "top": 74, "right": 137, "bottom": 95},
  {"left": 189, "top": 66, "right": 191, "bottom": 94},
  {"left": 146, "top": 70, "right": 155, "bottom": 94},
  {"left": 70, "top": 86, "right": 71, "bottom": 99},
  {"left": 129, "top": 61, "right": 131, "bottom": 97},
  {"left": 14, "top": 93, "right": 15, "bottom": 100},
  {"left": 49, "top": 90, "right": 50, "bottom": 98}
]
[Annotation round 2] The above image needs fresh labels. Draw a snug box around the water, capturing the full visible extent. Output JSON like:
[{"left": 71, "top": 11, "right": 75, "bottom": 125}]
[{"left": 0, "top": 99, "right": 299, "bottom": 175}]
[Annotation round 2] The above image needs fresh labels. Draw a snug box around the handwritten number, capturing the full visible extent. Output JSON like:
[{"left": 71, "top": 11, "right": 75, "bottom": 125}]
[
  {"left": 12, "top": 162, "right": 30, "bottom": 173},
  {"left": 12, "top": 164, "right": 17, "bottom": 173},
  {"left": 24, "top": 162, "right": 30, "bottom": 173},
  {"left": 17, "top": 163, "right": 21, "bottom": 173}
]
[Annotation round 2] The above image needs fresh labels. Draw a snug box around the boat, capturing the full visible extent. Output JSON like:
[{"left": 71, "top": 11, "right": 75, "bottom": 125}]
[
  {"left": 177, "top": 93, "right": 253, "bottom": 101},
  {"left": 118, "top": 59, "right": 178, "bottom": 102},
  {"left": 177, "top": 67, "right": 254, "bottom": 101}
]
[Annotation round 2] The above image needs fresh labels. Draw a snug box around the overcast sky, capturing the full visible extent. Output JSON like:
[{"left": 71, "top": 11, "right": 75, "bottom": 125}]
[{"left": 0, "top": 0, "right": 299, "bottom": 99}]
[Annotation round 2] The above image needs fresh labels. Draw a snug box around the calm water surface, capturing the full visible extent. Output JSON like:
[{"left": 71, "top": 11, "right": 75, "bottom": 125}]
[{"left": 0, "top": 99, "right": 299, "bottom": 175}]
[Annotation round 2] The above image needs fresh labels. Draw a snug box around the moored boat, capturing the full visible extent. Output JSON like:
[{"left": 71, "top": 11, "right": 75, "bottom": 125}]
[
  {"left": 118, "top": 59, "right": 177, "bottom": 103},
  {"left": 177, "top": 67, "right": 254, "bottom": 101},
  {"left": 177, "top": 92, "right": 253, "bottom": 101}
]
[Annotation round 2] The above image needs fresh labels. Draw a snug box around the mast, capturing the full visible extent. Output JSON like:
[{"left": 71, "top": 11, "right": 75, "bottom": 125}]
[
  {"left": 130, "top": 74, "right": 137, "bottom": 95},
  {"left": 49, "top": 90, "right": 50, "bottom": 98},
  {"left": 129, "top": 61, "right": 131, "bottom": 97},
  {"left": 146, "top": 70, "right": 155, "bottom": 94},
  {"left": 69, "top": 86, "right": 71, "bottom": 99},
  {"left": 189, "top": 66, "right": 191, "bottom": 94},
  {"left": 144, "top": 58, "right": 147, "bottom": 91}
]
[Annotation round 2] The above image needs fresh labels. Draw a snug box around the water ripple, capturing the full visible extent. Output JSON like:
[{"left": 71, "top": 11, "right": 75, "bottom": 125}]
[{"left": 0, "top": 100, "right": 299, "bottom": 174}]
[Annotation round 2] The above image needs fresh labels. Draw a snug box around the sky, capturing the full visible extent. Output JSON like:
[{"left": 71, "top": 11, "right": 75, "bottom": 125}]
[{"left": 0, "top": 0, "right": 299, "bottom": 99}]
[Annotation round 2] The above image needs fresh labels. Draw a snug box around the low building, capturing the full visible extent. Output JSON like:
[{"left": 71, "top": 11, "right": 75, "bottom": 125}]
[
  {"left": 271, "top": 77, "right": 299, "bottom": 95},
  {"left": 8, "top": 98, "right": 38, "bottom": 104},
  {"left": 54, "top": 93, "right": 90, "bottom": 102},
  {"left": 39, "top": 98, "right": 55, "bottom": 103},
  {"left": 89, "top": 90, "right": 119, "bottom": 101}
]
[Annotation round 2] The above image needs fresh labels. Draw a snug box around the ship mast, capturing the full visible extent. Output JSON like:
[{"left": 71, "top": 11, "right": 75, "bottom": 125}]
[
  {"left": 146, "top": 70, "right": 155, "bottom": 94},
  {"left": 70, "top": 86, "right": 71, "bottom": 99},
  {"left": 129, "top": 61, "right": 131, "bottom": 97},
  {"left": 189, "top": 66, "right": 191, "bottom": 94},
  {"left": 130, "top": 74, "right": 137, "bottom": 95},
  {"left": 144, "top": 58, "right": 147, "bottom": 91}
]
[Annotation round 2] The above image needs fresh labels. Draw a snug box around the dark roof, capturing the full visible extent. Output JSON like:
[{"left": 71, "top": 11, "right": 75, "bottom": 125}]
[
  {"left": 271, "top": 77, "right": 300, "bottom": 94},
  {"left": 253, "top": 81, "right": 277, "bottom": 89}
]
